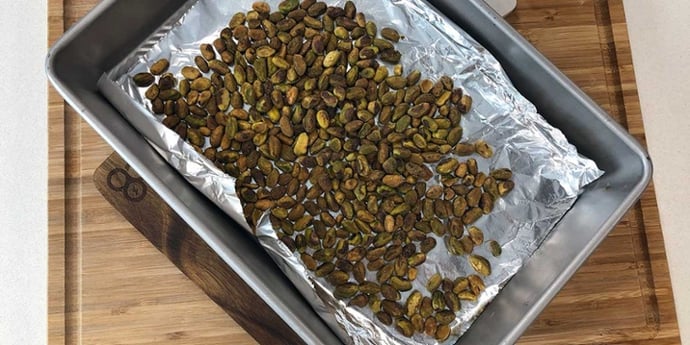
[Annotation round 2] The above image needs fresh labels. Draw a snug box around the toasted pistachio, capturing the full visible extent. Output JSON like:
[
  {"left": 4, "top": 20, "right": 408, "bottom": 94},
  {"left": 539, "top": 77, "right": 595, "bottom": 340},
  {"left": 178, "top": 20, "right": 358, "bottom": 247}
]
[
  {"left": 491, "top": 168, "right": 513, "bottom": 180},
  {"left": 498, "top": 180, "right": 515, "bottom": 196},
  {"left": 359, "top": 281, "right": 381, "bottom": 294},
  {"left": 462, "top": 207, "right": 483, "bottom": 225},
  {"left": 435, "top": 324, "right": 451, "bottom": 341},
  {"left": 348, "top": 294, "right": 369, "bottom": 308},
  {"left": 488, "top": 240, "right": 502, "bottom": 257},
  {"left": 405, "top": 290, "right": 423, "bottom": 317},
  {"left": 420, "top": 297, "right": 433, "bottom": 318},
  {"left": 468, "top": 274, "right": 485, "bottom": 295},
  {"left": 334, "top": 282, "right": 359, "bottom": 298},
  {"left": 469, "top": 254, "right": 491, "bottom": 276},
  {"left": 376, "top": 311, "right": 393, "bottom": 326},
  {"left": 426, "top": 273, "right": 443, "bottom": 292},
  {"left": 396, "top": 318, "right": 414, "bottom": 337},
  {"left": 436, "top": 158, "right": 459, "bottom": 175},
  {"left": 475, "top": 140, "right": 493, "bottom": 158},
  {"left": 452, "top": 277, "right": 469, "bottom": 294},
  {"left": 424, "top": 316, "right": 438, "bottom": 336},
  {"left": 420, "top": 237, "right": 436, "bottom": 253},
  {"left": 127, "top": 4, "right": 513, "bottom": 339},
  {"left": 133, "top": 72, "right": 155, "bottom": 87},
  {"left": 145, "top": 84, "right": 159, "bottom": 100},
  {"left": 381, "top": 27, "right": 401, "bottom": 42},
  {"left": 468, "top": 226, "right": 484, "bottom": 245},
  {"left": 432, "top": 290, "right": 445, "bottom": 311},
  {"left": 315, "top": 262, "right": 335, "bottom": 277},
  {"left": 382, "top": 300, "right": 404, "bottom": 318},
  {"left": 390, "top": 276, "right": 412, "bottom": 291},
  {"left": 279, "top": 0, "right": 299, "bottom": 13},
  {"left": 436, "top": 310, "right": 455, "bottom": 325},
  {"left": 459, "top": 94, "right": 473, "bottom": 113},
  {"left": 149, "top": 59, "right": 170, "bottom": 75},
  {"left": 480, "top": 192, "right": 494, "bottom": 214}
]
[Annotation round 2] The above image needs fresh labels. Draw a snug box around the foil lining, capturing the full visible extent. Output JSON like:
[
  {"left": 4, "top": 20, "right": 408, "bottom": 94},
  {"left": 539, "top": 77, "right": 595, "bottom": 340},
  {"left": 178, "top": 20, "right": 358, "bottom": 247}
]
[{"left": 99, "top": 0, "right": 604, "bottom": 344}]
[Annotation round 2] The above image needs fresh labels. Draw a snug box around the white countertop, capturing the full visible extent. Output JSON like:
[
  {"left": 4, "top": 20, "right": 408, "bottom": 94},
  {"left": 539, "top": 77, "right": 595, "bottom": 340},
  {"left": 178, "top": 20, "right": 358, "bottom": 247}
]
[
  {"left": 0, "top": 1, "right": 48, "bottom": 345},
  {"left": 624, "top": 1, "right": 690, "bottom": 342},
  {"left": 0, "top": 0, "right": 687, "bottom": 344}
]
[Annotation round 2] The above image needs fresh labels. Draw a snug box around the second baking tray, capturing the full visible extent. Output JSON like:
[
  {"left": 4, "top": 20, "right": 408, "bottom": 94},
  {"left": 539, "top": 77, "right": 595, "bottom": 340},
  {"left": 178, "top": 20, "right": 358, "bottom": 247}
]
[{"left": 46, "top": 0, "right": 652, "bottom": 344}]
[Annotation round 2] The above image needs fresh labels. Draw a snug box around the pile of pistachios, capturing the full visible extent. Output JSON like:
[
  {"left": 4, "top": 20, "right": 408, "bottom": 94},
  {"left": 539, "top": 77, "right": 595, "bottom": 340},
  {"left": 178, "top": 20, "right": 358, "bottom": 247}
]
[{"left": 133, "top": 0, "right": 515, "bottom": 340}]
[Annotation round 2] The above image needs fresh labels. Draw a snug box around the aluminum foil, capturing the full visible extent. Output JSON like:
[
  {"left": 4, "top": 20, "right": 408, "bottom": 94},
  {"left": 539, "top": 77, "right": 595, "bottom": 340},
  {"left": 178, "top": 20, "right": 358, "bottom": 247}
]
[{"left": 99, "top": 0, "right": 604, "bottom": 344}]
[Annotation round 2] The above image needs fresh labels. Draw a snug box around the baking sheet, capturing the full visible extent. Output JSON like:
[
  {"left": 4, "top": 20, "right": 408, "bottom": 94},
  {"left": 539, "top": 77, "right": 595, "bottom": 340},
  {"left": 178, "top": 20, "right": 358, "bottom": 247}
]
[{"left": 98, "top": 0, "right": 603, "bottom": 343}]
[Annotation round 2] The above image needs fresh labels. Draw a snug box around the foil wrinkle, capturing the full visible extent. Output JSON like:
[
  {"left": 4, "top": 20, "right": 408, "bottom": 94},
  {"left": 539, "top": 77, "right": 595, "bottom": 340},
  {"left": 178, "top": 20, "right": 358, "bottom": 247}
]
[{"left": 99, "top": 0, "right": 603, "bottom": 344}]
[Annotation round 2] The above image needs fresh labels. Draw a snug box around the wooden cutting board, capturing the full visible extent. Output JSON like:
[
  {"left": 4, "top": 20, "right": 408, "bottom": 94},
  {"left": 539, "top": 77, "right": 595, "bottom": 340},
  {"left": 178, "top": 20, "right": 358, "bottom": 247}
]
[{"left": 48, "top": 0, "right": 682, "bottom": 344}]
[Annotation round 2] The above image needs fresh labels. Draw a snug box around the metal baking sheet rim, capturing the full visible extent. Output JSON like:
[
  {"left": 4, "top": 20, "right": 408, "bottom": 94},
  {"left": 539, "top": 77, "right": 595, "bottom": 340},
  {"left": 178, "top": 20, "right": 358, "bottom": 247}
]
[
  {"left": 99, "top": 0, "right": 604, "bottom": 344},
  {"left": 44, "top": 0, "right": 653, "bottom": 344}
]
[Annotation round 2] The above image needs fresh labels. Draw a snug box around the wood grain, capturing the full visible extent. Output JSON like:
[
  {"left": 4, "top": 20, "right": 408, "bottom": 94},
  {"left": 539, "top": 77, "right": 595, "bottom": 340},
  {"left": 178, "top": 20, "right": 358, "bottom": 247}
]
[
  {"left": 48, "top": 0, "right": 681, "bottom": 344},
  {"left": 49, "top": 1, "right": 256, "bottom": 344},
  {"left": 91, "top": 159, "right": 305, "bottom": 345}
]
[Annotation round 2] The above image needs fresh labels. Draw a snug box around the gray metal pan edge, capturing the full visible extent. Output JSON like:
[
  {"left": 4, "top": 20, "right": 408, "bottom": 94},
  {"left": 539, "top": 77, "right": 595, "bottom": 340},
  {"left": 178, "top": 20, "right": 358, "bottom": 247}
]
[
  {"left": 46, "top": 0, "right": 652, "bottom": 344},
  {"left": 429, "top": 1, "right": 653, "bottom": 344},
  {"left": 46, "top": 1, "right": 339, "bottom": 344}
]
